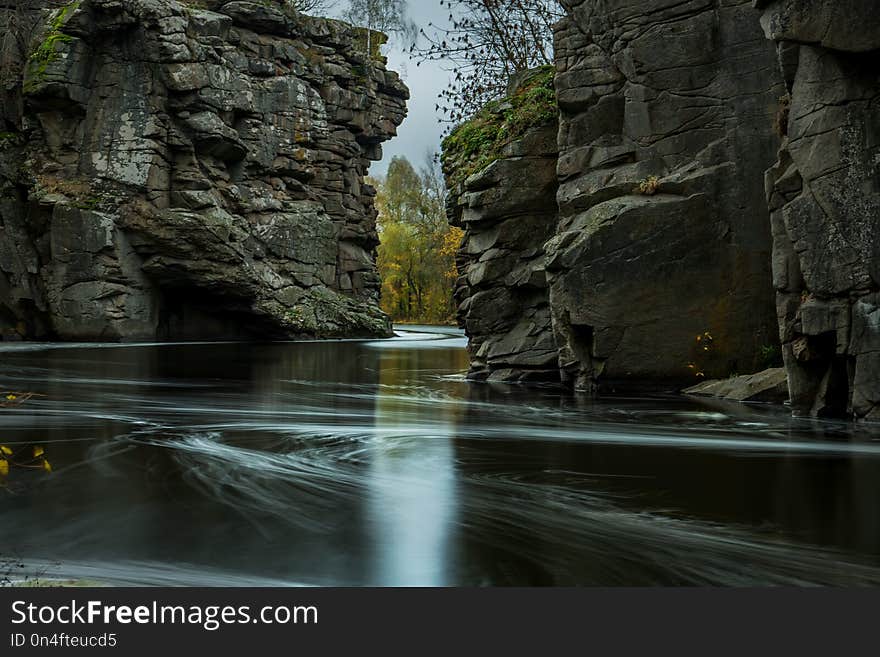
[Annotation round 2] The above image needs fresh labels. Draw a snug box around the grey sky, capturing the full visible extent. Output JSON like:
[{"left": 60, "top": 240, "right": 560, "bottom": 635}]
[{"left": 331, "top": 1, "right": 454, "bottom": 176}]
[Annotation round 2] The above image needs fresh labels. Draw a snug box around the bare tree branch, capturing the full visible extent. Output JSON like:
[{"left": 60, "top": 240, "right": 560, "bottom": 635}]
[{"left": 410, "top": 0, "right": 562, "bottom": 126}]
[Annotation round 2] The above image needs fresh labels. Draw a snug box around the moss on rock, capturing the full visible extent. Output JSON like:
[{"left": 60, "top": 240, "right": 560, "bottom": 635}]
[
  {"left": 441, "top": 65, "right": 557, "bottom": 190},
  {"left": 23, "top": 1, "right": 80, "bottom": 94}
]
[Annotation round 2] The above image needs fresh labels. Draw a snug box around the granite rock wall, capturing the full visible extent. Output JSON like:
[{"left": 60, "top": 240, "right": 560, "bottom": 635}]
[
  {"left": 446, "top": 1, "right": 786, "bottom": 392},
  {"left": 447, "top": 122, "right": 560, "bottom": 382},
  {"left": 0, "top": 0, "right": 408, "bottom": 341},
  {"left": 756, "top": 0, "right": 880, "bottom": 419},
  {"left": 547, "top": 0, "right": 784, "bottom": 392}
]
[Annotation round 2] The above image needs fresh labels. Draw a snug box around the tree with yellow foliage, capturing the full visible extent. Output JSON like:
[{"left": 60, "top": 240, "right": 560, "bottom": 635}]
[{"left": 373, "top": 155, "right": 463, "bottom": 324}]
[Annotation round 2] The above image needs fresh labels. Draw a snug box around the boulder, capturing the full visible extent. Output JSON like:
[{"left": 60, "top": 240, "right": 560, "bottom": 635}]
[{"left": 684, "top": 368, "right": 789, "bottom": 403}]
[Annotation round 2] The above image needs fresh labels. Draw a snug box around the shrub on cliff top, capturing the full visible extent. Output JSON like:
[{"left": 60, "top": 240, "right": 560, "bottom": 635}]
[
  {"left": 342, "top": 0, "right": 416, "bottom": 57},
  {"left": 441, "top": 65, "right": 556, "bottom": 190}
]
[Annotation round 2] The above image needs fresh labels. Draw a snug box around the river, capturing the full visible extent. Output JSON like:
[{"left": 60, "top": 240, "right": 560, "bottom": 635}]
[{"left": 1, "top": 326, "right": 879, "bottom": 586}]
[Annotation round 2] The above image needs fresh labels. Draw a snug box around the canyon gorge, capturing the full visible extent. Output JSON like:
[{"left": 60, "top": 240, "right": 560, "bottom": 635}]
[{"left": 0, "top": 0, "right": 877, "bottom": 420}]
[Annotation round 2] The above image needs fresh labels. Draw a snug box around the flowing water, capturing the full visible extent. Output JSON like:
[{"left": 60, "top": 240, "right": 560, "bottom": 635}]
[{"left": 1, "top": 326, "right": 879, "bottom": 586}]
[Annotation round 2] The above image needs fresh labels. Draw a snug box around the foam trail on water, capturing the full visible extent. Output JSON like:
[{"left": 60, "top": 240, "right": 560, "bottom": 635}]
[
  {"left": 141, "top": 432, "right": 880, "bottom": 586},
  {"left": 3, "top": 332, "right": 879, "bottom": 586}
]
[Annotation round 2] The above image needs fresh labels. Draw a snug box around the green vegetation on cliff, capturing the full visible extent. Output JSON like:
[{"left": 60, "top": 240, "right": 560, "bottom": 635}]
[
  {"left": 441, "top": 65, "right": 557, "bottom": 190},
  {"left": 23, "top": 1, "right": 80, "bottom": 93}
]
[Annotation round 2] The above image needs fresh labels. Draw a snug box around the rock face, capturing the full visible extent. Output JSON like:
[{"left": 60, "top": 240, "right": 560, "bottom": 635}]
[
  {"left": 447, "top": 2, "right": 878, "bottom": 420},
  {"left": 548, "top": 0, "right": 783, "bottom": 392},
  {"left": 443, "top": 68, "right": 560, "bottom": 382},
  {"left": 446, "top": 1, "right": 785, "bottom": 391},
  {"left": 447, "top": 122, "right": 560, "bottom": 382},
  {"left": 756, "top": 0, "right": 880, "bottom": 420},
  {"left": 0, "top": 0, "right": 408, "bottom": 341}
]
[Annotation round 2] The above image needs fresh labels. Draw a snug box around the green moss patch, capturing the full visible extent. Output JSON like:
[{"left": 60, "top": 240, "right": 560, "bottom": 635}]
[
  {"left": 441, "top": 65, "right": 557, "bottom": 190},
  {"left": 23, "top": 1, "right": 80, "bottom": 93}
]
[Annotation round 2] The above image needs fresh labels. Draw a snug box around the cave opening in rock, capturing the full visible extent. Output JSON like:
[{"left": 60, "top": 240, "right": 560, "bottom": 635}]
[{"left": 156, "top": 287, "right": 278, "bottom": 342}]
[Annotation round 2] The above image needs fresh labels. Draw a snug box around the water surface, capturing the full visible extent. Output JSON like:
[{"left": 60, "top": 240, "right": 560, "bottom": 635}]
[{"left": 1, "top": 327, "right": 879, "bottom": 586}]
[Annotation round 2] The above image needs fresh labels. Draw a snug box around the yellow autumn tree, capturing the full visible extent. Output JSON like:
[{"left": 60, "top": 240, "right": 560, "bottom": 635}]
[{"left": 373, "top": 155, "right": 463, "bottom": 324}]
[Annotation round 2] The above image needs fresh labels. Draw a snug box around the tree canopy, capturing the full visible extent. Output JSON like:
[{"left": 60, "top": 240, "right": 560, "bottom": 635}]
[{"left": 373, "top": 156, "right": 462, "bottom": 324}]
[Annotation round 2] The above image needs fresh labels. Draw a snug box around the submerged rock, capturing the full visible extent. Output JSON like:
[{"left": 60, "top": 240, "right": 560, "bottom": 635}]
[{"left": 0, "top": 0, "right": 408, "bottom": 341}]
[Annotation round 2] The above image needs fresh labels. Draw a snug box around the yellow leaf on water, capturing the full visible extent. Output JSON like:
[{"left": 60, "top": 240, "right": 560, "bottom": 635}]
[
  {"left": 5, "top": 394, "right": 16, "bottom": 402},
  {"left": 0, "top": 459, "right": 8, "bottom": 477},
  {"left": 42, "top": 460, "right": 52, "bottom": 474},
  {"left": 0, "top": 445, "right": 12, "bottom": 456},
  {"left": 33, "top": 446, "right": 44, "bottom": 458}
]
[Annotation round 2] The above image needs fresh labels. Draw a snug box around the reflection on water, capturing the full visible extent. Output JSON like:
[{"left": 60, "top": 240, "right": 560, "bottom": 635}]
[
  {"left": 1, "top": 327, "right": 879, "bottom": 586},
  {"left": 368, "top": 352, "right": 458, "bottom": 586}
]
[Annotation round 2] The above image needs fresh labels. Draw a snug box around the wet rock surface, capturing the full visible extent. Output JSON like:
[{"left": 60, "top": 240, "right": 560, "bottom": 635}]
[{"left": 0, "top": 0, "right": 408, "bottom": 341}]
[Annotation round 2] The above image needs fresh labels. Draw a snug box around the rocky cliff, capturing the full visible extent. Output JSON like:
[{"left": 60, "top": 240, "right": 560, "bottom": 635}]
[
  {"left": 756, "top": 0, "right": 880, "bottom": 419},
  {"left": 0, "top": 0, "right": 408, "bottom": 341},
  {"left": 446, "top": 1, "right": 784, "bottom": 391},
  {"left": 548, "top": 0, "right": 783, "bottom": 393},
  {"left": 446, "top": 0, "right": 879, "bottom": 419},
  {"left": 445, "top": 69, "right": 560, "bottom": 382}
]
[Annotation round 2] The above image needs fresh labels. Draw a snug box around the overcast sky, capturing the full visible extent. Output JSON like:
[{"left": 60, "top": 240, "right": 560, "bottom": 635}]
[{"left": 331, "top": 2, "right": 454, "bottom": 176}]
